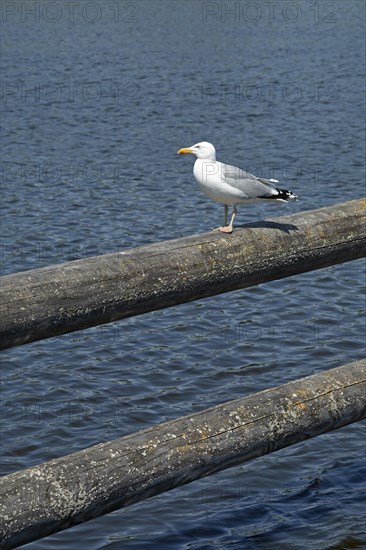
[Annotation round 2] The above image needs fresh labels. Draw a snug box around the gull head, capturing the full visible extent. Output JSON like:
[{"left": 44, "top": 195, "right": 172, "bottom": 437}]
[{"left": 178, "top": 141, "right": 216, "bottom": 161}]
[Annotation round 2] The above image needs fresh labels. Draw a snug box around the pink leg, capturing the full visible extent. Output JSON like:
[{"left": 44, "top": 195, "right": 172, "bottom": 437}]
[
  {"left": 217, "top": 225, "right": 233, "bottom": 233},
  {"left": 212, "top": 206, "right": 237, "bottom": 234}
]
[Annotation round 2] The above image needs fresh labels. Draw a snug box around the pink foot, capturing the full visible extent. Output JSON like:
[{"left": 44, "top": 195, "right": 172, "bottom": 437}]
[{"left": 213, "top": 225, "right": 233, "bottom": 234}]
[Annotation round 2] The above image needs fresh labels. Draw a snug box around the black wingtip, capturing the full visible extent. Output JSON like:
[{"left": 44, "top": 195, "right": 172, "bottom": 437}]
[
  {"left": 261, "top": 188, "right": 298, "bottom": 201},
  {"left": 278, "top": 189, "right": 298, "bottom": 201}
]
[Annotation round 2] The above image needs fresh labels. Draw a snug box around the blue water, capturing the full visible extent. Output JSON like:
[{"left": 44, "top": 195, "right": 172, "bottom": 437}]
[{"left": 1, "top": 0, "right": 365, "bottom": 548}]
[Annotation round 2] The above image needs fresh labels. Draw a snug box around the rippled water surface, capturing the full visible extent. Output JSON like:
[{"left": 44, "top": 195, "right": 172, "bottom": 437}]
[{"left": 1, "top": 1, "right": 365, "bottom": 548}]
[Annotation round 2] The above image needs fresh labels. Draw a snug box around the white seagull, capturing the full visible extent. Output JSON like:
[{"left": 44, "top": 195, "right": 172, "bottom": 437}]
[{"left": 178, "top": 141, "right": 297, "bottom": 233}]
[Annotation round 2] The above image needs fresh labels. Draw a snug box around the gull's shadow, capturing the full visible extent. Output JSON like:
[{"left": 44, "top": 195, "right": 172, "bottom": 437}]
[{"left": 236, "top": 220, "right": 299, "bottom": 234}]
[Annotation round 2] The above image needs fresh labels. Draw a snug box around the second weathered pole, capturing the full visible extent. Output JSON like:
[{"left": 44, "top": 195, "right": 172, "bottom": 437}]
[{"left": 1, "top": 359, "right": 365, "bottom": 549}]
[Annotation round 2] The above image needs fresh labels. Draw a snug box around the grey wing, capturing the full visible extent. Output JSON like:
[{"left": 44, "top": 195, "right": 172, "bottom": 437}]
[{"left": 221, "top": 163, "right": 279, "bottom": 199}]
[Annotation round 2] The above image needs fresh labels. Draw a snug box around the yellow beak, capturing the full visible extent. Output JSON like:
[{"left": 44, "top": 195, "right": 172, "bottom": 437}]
[{"left": 177, "top": 147, "right": 193, "bottom": 154}]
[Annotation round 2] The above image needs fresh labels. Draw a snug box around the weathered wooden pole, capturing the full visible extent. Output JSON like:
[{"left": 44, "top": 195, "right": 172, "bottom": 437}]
[
  {"left": 1, "top": 199, "right": 365, "bottom": 350},
  {"left": 1, "top": 360, "right": 365, "bottom": 549}
]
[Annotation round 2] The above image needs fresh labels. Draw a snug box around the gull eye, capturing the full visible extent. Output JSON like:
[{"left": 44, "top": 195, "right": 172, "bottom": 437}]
[{"left": 196, "top": 145, "right": 200, "bottom": 148}]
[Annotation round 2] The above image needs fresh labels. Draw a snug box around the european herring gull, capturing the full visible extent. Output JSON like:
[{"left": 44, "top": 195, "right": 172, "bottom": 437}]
[{"left": 178, "top": 141, "right": 297, "bottom": 233}]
